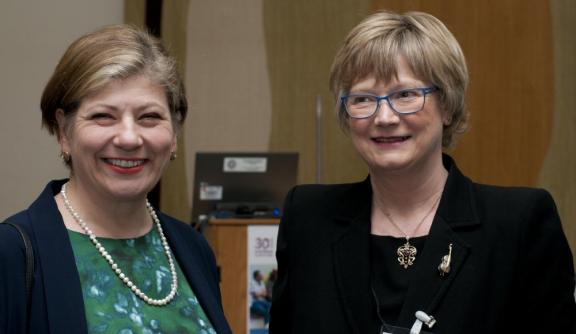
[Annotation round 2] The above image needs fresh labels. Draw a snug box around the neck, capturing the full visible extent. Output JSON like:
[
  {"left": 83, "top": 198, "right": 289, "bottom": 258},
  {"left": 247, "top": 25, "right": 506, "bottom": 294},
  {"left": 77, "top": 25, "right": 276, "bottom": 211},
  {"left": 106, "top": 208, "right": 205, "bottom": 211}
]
[
  {"left": 371, "top": 154, "right": 447, "bottom": 209},
  {"left": 57, "top": 179, "right": 153, "bottom": 238},
  {"left": 370, "top": 154, "right": 447, "bottom": 236}
]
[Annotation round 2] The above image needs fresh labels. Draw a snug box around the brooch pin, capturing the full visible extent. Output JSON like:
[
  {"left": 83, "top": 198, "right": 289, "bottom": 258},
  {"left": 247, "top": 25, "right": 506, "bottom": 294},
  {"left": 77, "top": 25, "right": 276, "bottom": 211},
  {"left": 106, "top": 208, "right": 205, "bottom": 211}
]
[{"left": 438, "top": 243, "right": 453, "bottom": 276}]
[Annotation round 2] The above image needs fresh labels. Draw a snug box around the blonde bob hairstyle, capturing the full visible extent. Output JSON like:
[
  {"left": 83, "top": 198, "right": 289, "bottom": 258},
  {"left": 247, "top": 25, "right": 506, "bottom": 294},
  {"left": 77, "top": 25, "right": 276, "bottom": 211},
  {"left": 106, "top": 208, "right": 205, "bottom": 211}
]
[
  {"left": 329, "top": 11, "right": 469, "bottom": 149},
  {"left": 41, "top": 24, "right": 187, "bottom": 139}
]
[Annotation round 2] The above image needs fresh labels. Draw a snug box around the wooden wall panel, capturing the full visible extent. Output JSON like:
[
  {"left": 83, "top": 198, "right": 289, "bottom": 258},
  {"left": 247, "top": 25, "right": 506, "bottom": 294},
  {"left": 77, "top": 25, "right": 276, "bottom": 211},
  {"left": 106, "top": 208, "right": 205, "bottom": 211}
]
[
  {"left": 159, "top": 0, "right": 191, "bottom": 222},
  {"left": 124, "top": 0, "right": 146, "bottom": 28},
  {"left": 540, "top": 0, "right": 576, "bottom": 264},
  {"left": 264, "top": 0, "right": 372, "bottom": 185},
  {"left": 372, "top": 0, "right": 554, "bottom": 187},
  {"left": 203, "top": 224, "right": 248, "bottom": 333}
]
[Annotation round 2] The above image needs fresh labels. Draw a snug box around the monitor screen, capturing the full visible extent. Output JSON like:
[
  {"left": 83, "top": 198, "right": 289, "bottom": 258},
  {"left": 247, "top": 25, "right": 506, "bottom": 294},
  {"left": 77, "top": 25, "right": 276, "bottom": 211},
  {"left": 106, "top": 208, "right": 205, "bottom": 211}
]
[{"left": 191, "top": 152, "right": 299, "bottom": 223}]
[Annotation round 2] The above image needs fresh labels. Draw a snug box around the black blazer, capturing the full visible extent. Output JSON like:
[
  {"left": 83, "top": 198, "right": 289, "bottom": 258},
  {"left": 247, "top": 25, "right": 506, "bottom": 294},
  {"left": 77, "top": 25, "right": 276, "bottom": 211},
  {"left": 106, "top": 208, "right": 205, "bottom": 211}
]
[
  {"left": 0, "top": 180, "right": 232, "bottom": 334},
  {"left": 270, "top": 155, "right": 576, "bottom": 334}
]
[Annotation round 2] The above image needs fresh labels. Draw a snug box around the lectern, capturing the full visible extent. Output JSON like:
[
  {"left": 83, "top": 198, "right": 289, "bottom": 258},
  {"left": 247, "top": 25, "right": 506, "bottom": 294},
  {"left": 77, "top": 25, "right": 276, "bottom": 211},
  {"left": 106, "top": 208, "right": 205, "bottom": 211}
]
[{"left": 204, "top": 218, "right": 280, "bottom": 334}]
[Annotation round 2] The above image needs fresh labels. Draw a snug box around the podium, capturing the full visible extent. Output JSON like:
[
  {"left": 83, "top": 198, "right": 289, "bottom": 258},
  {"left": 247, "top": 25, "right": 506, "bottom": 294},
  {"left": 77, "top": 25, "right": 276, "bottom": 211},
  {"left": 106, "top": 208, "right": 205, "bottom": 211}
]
[{"left": 204, "top": 218, "right": 280, "bottom": 334}]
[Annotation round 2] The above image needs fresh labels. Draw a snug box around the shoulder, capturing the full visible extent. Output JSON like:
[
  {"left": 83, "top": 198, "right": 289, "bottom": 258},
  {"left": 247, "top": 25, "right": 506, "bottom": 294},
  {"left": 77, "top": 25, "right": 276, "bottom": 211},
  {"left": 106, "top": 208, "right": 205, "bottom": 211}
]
[
  {"left": 466, "top": 181, "right": 566, "bottom": 250},
  {"left": 473, "top": 181, "right": 552, "bottom": 200},
  {"left": 155, "top": 211, "right": 214, "bottom": 255},
  {"left": 284, "top": 180, "right": 369, "bottom": 212},
  {"left": 0, "top": 220, "right": 25, "bottom": 251},
  {"left": 289, "top": 181, "right": 365, "bottom": 196},
  {"left": 472, "top": 182, "right": 557, "bottom": 217},
  {"left": 0, "top": 219, "right": 28, "bottom": 280},
  {"left": 444, "top": 155, "right": 557, "bottom": 221},
  {"left": 2, "top": 209, "right": 30, "bottom": 227},
  {"left": 1, "top": 210, "right": 31, "bottom": 249},
  {"left": 157, "top": 212, "right": 193, "bottom": 231},
  {"left": 156, "top": 212, "right": 204, "bottom": 241},
  {"left": 279, "top": 180, "right": 371, "bottom": 237},
  {"left": 1, "top": 179, "right": 65, "bottom": 231}
]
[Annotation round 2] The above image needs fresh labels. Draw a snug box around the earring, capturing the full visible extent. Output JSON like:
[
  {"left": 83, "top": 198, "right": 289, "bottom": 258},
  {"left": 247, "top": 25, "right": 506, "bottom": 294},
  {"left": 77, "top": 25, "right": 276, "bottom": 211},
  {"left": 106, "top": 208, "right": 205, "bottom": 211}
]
[
  {"left": 60, "top": 151, "right": 71, "bottom": 163},
  {"left": 170, "top": 152, "right": 177, "bottom": 161}
]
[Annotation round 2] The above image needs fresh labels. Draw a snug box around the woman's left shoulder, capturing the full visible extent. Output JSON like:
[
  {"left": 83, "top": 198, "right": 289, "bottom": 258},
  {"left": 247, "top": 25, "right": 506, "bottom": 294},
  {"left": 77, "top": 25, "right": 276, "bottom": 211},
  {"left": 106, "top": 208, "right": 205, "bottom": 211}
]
[
  {"left": 156, "top": 212, "right": 188, "bottom": 226},
  {"left": 468, "top": 183, "right": 563, "bottom": 236},
  {"left": 155, "top": 212, "right": 202, "bottom": 241},
  {"left": 472, "top": 182, "right": 556, "bottom": 210},
  {"left": 156, "top": 212, "right": 199, "bottom": 236},
  {"left": 155, "top": 211, "right": 215, "bottom": 255}
]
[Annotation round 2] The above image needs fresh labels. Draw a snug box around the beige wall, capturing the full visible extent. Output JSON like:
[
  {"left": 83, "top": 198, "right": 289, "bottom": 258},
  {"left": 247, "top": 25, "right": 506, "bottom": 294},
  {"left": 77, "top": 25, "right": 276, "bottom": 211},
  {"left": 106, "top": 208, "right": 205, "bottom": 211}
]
[
  {"left": 0, "top": 1, "right": 124, "bottom": 220},
  {"left": 185, "top": 0, "right": 272, "bottom": 203}
]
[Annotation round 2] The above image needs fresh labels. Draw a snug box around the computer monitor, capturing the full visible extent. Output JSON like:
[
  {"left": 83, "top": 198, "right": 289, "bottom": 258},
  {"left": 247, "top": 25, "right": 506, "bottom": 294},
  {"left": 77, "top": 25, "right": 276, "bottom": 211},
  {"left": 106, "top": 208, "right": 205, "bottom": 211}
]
[{"left": 191, "top": 152, "right": 299, "bottom": 223}]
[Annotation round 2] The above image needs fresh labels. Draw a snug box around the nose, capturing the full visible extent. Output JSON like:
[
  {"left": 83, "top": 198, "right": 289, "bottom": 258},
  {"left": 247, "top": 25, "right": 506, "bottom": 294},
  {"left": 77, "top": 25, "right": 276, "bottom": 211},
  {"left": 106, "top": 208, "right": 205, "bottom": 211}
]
[
  {"left": 113, "top": 117, "right": 143, "bottom": 150},
  {"left": 373, "top": 100, "right": 400, "bottom": 126}
]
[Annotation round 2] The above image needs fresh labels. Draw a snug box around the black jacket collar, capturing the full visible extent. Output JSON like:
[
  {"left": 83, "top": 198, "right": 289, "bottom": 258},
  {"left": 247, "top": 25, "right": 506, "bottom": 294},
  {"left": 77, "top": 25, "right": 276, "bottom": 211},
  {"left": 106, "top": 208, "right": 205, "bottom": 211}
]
[
  {"left": 330, "top": 154, "right": 478, "bottom": 331},
  {"left": 332, "top": 154, "right": 480, "bottom": 228}
]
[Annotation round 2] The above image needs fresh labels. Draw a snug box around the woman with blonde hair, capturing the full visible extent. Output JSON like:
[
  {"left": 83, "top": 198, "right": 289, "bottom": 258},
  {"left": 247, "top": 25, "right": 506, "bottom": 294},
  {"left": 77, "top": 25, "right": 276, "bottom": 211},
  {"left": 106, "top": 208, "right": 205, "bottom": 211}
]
[{"left": 270, "top": 10, "right": 575, "bottom": 334}]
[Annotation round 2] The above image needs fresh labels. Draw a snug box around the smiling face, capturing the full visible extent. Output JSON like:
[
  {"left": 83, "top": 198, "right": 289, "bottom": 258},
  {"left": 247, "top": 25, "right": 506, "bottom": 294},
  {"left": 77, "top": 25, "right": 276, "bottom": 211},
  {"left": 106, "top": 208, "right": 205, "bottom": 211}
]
[
  {"left": 57, "top": 75, "right": 177, "bottom": 202},
  {"left": 347, "top": 56, "right": 447, "bottom": 175}
]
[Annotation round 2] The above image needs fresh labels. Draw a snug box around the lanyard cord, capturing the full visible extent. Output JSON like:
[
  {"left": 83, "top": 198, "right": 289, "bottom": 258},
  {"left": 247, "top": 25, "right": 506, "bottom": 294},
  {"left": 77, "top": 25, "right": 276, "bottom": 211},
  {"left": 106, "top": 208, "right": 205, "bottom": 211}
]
[
  {"left": 370, "top": 245, "right": 392, "bottom": 334},
  {"left": 371, "top": 283, "right": 391, "bottom": 334},
  {"left": 369, "top": 237, "right": 436, "bottom": 334}
]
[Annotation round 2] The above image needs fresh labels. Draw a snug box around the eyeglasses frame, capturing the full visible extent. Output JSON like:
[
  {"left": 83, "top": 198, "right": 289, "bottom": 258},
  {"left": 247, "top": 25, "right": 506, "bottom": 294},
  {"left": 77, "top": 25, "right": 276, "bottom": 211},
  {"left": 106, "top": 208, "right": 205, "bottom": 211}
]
[{"left": 340, "top": 86, "right": 439, "bottom": 119}]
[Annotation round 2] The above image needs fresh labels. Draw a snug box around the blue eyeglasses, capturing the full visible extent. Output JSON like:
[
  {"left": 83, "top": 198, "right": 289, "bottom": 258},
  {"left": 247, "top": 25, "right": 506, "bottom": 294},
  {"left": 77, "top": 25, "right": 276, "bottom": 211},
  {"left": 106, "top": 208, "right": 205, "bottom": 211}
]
[{"left": 341, "top": 86, "right": 438, "bottom": 118}]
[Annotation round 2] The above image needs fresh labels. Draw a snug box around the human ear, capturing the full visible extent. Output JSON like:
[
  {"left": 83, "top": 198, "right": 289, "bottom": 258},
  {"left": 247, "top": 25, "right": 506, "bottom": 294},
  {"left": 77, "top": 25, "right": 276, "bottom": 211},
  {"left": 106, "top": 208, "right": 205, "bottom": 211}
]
[
  {"left": 55, "top": 109, "right": 72, "bottom": 154},
  {"left": 442, "top": 112, "right": 453, "bottom": 126},
  {"left": 170, "top": 136, "right": 178, "bottom": 156}
]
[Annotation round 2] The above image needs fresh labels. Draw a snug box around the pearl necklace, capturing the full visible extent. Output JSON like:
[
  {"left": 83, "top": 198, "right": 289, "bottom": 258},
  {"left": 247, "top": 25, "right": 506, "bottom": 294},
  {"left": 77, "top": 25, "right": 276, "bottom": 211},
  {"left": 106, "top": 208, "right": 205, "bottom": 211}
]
[{"left": 61, "top": 183, "right": 178, "bottom": 306}]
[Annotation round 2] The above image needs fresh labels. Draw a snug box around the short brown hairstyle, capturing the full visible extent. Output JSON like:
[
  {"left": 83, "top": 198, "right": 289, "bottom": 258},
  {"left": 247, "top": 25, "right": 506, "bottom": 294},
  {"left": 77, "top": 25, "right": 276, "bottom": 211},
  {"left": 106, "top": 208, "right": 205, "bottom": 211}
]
[
  {"left": 41, "top": 24, "right": 187, "bottom": 137},
  {"left": 329, "top": 11, "right": 469, "bottom": 148}
]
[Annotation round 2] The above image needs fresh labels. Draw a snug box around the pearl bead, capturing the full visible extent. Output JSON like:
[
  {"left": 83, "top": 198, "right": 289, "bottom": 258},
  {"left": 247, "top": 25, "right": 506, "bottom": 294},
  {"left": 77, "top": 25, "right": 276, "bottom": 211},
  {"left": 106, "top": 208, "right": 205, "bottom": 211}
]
[{"left": 61, "top": 183, "right": 178, "bottom": 306}]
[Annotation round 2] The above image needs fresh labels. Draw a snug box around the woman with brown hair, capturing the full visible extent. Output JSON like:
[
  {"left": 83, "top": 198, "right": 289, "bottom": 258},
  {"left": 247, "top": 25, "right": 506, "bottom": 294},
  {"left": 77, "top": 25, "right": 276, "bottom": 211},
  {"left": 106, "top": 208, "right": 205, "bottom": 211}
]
[{"left": 1, "top": 25, "right": 231, "bottom": 334}]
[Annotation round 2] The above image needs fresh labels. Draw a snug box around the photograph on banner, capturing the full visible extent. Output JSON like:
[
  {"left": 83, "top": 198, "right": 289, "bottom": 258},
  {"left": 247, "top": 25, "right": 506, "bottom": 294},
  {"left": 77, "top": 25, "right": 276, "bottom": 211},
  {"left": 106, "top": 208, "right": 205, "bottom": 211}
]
[{"left": 247, "top": 225, "right": 278, "bottom": 334}]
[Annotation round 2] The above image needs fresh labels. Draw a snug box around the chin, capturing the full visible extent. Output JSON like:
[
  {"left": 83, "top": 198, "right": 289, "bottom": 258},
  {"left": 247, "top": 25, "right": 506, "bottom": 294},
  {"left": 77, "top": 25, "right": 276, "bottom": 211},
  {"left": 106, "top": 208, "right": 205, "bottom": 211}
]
[
  {"left": 105, "top": 182, "right": 156, "bottom": 201},
  {"left": 364, "top": 153, "right": 411, "bottom": 171},
  {"left": 371, "top": 162, "right": 409, "bottom": 173}
]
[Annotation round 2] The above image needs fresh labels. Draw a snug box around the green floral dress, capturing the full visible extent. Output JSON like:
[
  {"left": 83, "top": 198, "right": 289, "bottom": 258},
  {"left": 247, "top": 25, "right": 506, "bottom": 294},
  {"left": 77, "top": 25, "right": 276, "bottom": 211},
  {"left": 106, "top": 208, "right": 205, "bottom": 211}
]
[{"left": 68, "top": 228, "right": 216, "bottom": 334}]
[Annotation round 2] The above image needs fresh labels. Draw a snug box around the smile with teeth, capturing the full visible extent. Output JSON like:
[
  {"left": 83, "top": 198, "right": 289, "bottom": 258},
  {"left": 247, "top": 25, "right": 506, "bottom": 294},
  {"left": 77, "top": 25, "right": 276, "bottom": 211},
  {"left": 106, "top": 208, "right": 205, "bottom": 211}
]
[
  {"left": 105, "top": 159, "right": 145, "bottom": 168},
  {"left": 372, "top": 136, "right": 410, "bottom": 143}
]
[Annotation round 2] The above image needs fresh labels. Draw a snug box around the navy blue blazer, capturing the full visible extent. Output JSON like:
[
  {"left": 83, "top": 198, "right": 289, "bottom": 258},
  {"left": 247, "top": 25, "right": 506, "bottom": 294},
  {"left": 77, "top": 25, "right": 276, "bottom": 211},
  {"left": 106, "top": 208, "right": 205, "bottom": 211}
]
[
  {"left": 0, "top": 180, "right": 231, "bottom": 334},
  {"left": 270, "top": 155, "right": 576, "bottom": 334}
]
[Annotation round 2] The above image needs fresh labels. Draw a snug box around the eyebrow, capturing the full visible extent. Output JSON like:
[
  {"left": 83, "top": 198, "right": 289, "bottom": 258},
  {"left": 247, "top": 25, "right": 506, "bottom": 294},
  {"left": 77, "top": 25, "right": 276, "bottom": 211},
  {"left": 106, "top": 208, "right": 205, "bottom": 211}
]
[
  {"left": 86, "top": 102, "right": 168, "bottom": 112},
  {"left": 350, "top": 82, "right": 425, "bottom": 95}
]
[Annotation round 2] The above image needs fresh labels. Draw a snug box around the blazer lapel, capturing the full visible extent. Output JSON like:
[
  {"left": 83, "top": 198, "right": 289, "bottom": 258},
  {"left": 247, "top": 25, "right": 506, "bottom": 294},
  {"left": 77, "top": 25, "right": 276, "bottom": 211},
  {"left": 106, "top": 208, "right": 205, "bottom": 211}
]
[
  {"left": 396, "top": 215, "right": 471, "bottom": 328},
  {"left": 397, "top": 156, "right": 480, "bottom": 329},
  {"left": 327, "top": 155, "right": 480, "bottom": 332},
  {"left": 331, "top": 180, "right": 374, "bottom": 334},
  {"left": 30, "top": 181, "right": 228, "bottom": 334},
  {"left": 29, "top": 180, "right": 88, "bottom": 334},
  {"left": 161, "top": 217, "right": 229, "bottom": 333}
]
